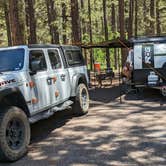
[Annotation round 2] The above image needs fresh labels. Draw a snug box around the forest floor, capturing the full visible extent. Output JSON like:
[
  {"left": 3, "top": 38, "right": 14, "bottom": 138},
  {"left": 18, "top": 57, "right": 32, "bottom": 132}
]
[{"left": 0, "top": 80, "right": 166, "bottom": 166}]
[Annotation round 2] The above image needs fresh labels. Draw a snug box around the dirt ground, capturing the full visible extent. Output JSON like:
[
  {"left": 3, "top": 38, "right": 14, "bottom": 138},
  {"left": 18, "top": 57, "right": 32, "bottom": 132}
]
[{"left": 0, "top": 83, "right": 166, "bottom": 166}]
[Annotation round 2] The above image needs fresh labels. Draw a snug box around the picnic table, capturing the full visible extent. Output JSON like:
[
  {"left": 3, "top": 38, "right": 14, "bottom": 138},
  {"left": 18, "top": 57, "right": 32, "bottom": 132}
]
[{"left": 96, "top": 68, "right": 114, "bottom": 87}]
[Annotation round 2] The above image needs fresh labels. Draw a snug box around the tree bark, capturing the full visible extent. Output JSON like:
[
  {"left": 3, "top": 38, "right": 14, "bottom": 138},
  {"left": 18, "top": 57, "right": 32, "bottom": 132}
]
[
  {"left": 118, "top": 0, "right": 126, "bottom": 66},
  {"left": 62, "top": 3, "right": 67, "bottom": 44},
  {"left": 150, "top": 0, "right": 155, "bottom": 35},
  {"left": 80, "top": 0, "right": 87, "bottom": 64},
  {"left": 25, "top": 0, "right": 37, "bottom": 44},
  {"left": 9, "top": 0, "right": 25, "bottom": 45},
  {"left": 135, "top": 0, "right": 138, "bottom": 37},
  {"left": 46, "top": 0, "right": 59, "bottom": 44},
  {"left": 111, "top": 3, "right": 116, "bottom": 34},
  {"left": 119, "top": 0, "right": 125, "bottom": 40},
  {"left": 128, "top": 0, "right": 134, "bottom": 38},
  {"left": 103, "top": 0, "right": 110, "bottom": 68},
  {"left": 88, "top": 0, "right": 93, "bottom": 70},
  {"left": 111, "top": 2, "right": 117, "bottom": 70},
  {"left": 71, "top": 0, "right": 81, "bottom": 44},
  {"left": 3, "top": 0, "right": 12, "bottom": 46},
  {"left": 143, "top": 0, "right": 149, "bottom": 34},
  {"left": 156, "top": 0, "right": 161, "bottom": 35},
  {"left": 80, "top": 0, "right": 86, "bottom": 36}
]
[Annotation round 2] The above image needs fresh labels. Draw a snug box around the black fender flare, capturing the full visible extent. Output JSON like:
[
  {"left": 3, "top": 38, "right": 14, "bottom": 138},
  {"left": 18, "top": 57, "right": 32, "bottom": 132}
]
[
  {"left": 75, "top": 74, "right": 88, "bottom": 91},
  {"left": 0, "top": 87, "right": 30, "bottom": 117}
]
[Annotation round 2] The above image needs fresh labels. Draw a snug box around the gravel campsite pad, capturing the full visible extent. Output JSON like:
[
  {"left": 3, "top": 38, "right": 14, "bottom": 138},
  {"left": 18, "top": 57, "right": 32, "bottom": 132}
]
[{"left": 0, "top": 87, "right": 166, "bottom": 166}]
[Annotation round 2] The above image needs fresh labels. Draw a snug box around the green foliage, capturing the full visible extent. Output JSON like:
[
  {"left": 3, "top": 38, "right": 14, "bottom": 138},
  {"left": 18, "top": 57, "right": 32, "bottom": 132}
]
[
  {"left": 0, "top": 0, "right": 166, "bottom": 67},
  {"left": 0, "top": 2, "right": 7, "bottom": 46}
]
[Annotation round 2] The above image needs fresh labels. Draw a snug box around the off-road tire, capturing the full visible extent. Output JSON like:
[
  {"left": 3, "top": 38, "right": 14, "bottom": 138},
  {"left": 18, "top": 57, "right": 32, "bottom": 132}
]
[
  {"left": 72, "top": 83, "right": 89, "bottom": 116},
  {"left": 0, "top": 106, "right": 30, "bottom": 162}
]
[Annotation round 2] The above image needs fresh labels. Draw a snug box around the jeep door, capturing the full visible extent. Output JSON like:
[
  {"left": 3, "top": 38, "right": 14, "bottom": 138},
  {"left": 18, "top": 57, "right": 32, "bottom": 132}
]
[
  {"left": 29, "top": 49, "right": 52, "bottom": 112},
  {"left": 47, "top": 48, "right": 71, "bottom": 104}
]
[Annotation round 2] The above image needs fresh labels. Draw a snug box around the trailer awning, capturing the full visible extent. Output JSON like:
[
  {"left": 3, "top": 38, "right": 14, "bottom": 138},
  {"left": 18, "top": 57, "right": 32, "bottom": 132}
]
[
  {"left": 80, "top": 36, "right": 166, "bottom": 49},
  {"left": 81, "top": 38, "right": 132, "bottom": 49}
]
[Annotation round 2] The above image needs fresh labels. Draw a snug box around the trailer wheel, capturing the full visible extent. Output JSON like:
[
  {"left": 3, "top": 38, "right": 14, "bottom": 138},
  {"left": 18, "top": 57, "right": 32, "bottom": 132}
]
[
  {"left": 72, "top": 83, "right": 89, "bottom": 116},
  {"left": 0, "top": 107, "right": 30, "bottom": 161}
]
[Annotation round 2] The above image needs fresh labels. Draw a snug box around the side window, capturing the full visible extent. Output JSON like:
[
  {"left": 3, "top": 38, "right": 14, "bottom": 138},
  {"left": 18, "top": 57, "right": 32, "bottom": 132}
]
[
  {"left": 48, "top": 49, "right": 62, "bottom": 69},
  {"left": 65, "top": 51, "right": 73, "bottom": 65},
  {"left": 29, "top": 50, "right": 47, "bottom": 72},
  {"left": 65, "top": 50, "right": 84, "bottom": 66}
]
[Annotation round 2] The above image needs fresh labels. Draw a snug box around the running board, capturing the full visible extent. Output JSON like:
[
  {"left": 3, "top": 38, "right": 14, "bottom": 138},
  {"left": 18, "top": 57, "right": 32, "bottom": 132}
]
[
  {"left": 51, "top": 100, "right": 73, "bottom": 112},
  {"left": 29, "top": 100, "right": 73, "bottom": 124}
]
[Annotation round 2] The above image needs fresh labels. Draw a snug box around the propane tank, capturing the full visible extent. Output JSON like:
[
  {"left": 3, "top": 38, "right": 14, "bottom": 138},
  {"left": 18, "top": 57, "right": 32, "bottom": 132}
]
[{"left": 148, "top": 71, "right": 159, "bottom": 86}]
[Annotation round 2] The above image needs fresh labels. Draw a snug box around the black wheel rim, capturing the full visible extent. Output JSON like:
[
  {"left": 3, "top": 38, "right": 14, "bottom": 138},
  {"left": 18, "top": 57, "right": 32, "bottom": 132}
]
[{"left": 6, "top": 118, "right": 25, "bottom": 150}]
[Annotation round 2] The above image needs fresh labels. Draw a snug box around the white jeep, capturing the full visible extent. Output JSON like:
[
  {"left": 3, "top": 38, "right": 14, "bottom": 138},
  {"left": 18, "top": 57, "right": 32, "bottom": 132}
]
[{"left": 0, "top": 44, "right": 89, "bottom": 161}]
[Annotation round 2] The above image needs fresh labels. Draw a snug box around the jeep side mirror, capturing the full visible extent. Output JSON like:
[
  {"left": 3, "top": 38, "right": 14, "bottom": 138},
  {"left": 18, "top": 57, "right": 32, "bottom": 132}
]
[{"left": 29, "top": 60, "right": 41, "bottom": 75}]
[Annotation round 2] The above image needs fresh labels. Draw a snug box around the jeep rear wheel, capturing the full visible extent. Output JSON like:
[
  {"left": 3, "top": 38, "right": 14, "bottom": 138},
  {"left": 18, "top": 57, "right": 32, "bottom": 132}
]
[
  {"left": 72, "top": 83, "right": 89, "bottom": 115},
  {"left": 0, "top": 107, "right": 30, "bottom": 161}
]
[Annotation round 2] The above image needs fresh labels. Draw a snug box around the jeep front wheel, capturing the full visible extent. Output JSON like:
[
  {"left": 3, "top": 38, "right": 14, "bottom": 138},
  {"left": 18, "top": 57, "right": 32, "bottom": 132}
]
[
  {"left": 72, "top": 83, "right": 89, "bottom": 115},
  {"left": 0, "top": 106, "right": 30, "bottom": 161}
]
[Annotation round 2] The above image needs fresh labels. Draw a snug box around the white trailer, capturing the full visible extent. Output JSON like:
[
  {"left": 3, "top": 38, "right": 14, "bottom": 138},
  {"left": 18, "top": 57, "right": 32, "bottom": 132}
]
[{"left": 128, "top": 36, "right": 166, "bottom": 95}]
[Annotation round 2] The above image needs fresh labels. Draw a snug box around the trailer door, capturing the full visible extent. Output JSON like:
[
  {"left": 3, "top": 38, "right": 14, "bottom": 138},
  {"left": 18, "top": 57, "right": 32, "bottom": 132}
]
[{"left": 142, "top": 44, "right": 154, "bottom": 68}]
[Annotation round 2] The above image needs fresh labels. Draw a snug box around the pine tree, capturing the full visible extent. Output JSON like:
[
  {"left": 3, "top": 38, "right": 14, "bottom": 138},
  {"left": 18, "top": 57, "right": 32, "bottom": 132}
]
[
  {"left": 71, "top": 0, "right": 81, "bottom": 43},
  {"left": 25, "top": 0, "right": 37, "bottom": 44},
  {"left": 3, "top": 0, "right": 12, "bottom": 46},
  {"left": 46, "top": 0, "right": 59, "bottom": 44},
  {"left": 9, "top": 0, "right": 25, "bottom": 45},
  {"left": 103, "top": 0, "right": 110, "bottom": 68},
  {"left": 128, "top": 0, "right": 134, "bottom": 38}
]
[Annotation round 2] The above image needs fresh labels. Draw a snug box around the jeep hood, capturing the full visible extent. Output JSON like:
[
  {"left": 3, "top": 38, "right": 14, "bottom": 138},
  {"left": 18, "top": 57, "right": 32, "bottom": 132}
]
[{"left": 0, "top": 73, "right": 17, "bottom": 88}]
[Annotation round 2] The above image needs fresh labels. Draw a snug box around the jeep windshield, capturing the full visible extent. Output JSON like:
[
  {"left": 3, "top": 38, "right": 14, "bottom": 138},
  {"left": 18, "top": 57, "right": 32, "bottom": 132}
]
[{"left": 0, "top": 48, "right": 25, "bottom": 72}]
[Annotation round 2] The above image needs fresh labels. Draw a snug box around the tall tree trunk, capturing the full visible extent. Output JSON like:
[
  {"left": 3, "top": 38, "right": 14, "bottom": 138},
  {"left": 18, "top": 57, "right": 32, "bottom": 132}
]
[
  {"left": 118, "top": 0, "right": 126, "bottom": 66},
  {"left": 62, "top": 2, "right": 67, "bottom": 44},
  {"left": 88, "top": 0, "right": 93, "bottom": 70},
  {"left": 111, "top": 2, "right": 117, "bottom": 70},
  {"left": 71, "top": 0, "right": 81, "bottom": 43},
  {"left": 80, "top": 0, "right": 86, "bottom": 36},
  {"left": 25, "top": 0, "right": 37, "bottom": 44},
  {"left": 150, "top": 0, "right": 155, "bottom": 35},
  {"left": 46, "top": 0, "right": 53, "bottom": 43},
  {"left": 9, "top": 0, "right": 25, "bottom": 45},
  {"left": 46, "top": 0, "right": 59, "bottom": 44},
  {"left": 111, "top": 3, "right": 116, "bottom": 34},
  {"left": 80, "top": 0, "right": 87, "bottom": 64},
  {"left": 128, "top": 0, "right": 134, "bottom": 38},
  {"left": 135, "top": 0, "right": 138, "bottom": 37},
  {"left": 156, "top": 0, "right": 161, "bottom": 35},
  {"left": 101, "top": 16, "right": 105, "bottom": 35},
  {"left": 3, "top": 0, "right": 12, "bottom": 46},
  {"left": 119, "top": 0, "right": 125, "bottom": 39},
  {"left": 143, "top": 0, "right": 149, "bottom": 34},
  {"left": 103, "top": 0, "right": 110, "bottom": 68}
]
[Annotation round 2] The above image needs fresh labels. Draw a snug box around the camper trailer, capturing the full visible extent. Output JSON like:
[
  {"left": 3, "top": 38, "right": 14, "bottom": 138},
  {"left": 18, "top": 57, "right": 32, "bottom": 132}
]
[{"left": 127, "top": 36, "right": 166, "bottom": 96}]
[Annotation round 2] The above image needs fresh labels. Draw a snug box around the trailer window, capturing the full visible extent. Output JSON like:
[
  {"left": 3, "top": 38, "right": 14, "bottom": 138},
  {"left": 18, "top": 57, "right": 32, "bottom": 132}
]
[{"left": 154, "top": 44, "right": 166, "bottom": 55}]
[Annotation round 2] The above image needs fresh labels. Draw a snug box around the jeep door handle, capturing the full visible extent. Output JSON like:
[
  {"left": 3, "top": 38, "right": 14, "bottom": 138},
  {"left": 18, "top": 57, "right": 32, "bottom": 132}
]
[
  {"left": 61, "top": 74, "right": 66, "bottom": 81},
  {"left": 47, "top": 77, "right": 52, "bottom": 85}
]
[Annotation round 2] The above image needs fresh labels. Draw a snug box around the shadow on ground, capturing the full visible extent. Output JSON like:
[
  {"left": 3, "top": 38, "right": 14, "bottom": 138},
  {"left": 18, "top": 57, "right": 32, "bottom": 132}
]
[
  {"left": 30, "top": 109, "right": 74, "bottom": 144},
  {"left": 89, "top": 85, "right": 121, "bottom": 104},
  {"left": 1, "top": 86, "right": 166, "bottom": 166}
]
